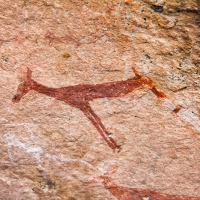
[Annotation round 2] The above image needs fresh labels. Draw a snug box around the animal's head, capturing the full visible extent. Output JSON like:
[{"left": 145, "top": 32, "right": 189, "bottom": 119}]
[
  {"left": 140, "top": 76, "right": 167, "bottom": 98},
  {"left": 12, "top": 67, "right": 33, "bottom": 103},
  {"left": 83, "top": 167, "right": 118, "bottom": 187}
]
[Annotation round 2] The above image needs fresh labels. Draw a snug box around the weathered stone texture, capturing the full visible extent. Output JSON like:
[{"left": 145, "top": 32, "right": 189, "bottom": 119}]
[{"left": 0, "top": 0, "right": 200, "bottom": 199}]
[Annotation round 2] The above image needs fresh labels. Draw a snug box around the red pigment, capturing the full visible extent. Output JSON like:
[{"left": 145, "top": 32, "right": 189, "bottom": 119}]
[
  {"left": 13, "top": 67, "right": 166, "bottom": 152},
  {"left": 83, "top": 167, "right": 200, "bottom": 200},
  {"left": 45, "top": 31, "right": 103, "bottom": 46}
]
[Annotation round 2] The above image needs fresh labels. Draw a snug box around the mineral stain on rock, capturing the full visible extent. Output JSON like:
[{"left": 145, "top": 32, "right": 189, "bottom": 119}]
[
  {"left": 150, "top": 5, "right": 164, "bottom": 13},
  {"left": 38, "top": 179, "right": 56, "bottom": 190},
  {"left": 62, "top": 53, "right": 71, "bottom": 59},
  {"left": 46, "top": 179, "right": 56, "bottom": 189}
]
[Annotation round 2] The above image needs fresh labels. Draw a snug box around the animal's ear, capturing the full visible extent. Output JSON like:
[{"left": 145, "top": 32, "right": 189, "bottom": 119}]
[
  {"left": 27, "top": 67, "right": 32, "bottom": 79},
  {"left": 105, "top": 166, "right": 118, "bottom": 176},
  {"left": 17, "top": 65, "right": 29, "bottom": 83},
  {"left": 132, "top": 67, "right": 141, "bottom": 78}
]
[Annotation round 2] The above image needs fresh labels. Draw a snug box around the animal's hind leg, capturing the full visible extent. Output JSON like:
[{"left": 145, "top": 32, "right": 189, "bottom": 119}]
[{"left": 80, "top": 103, "right": 121, "bottom": 152}]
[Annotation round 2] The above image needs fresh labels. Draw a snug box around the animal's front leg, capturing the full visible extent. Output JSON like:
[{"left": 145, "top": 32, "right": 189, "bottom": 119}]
[{"left": 80, "top": 103, "right": 121, "bottom": 152}]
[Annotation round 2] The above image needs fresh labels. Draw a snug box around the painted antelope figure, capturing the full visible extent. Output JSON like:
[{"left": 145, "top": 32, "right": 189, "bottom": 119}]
[
  {"left": 45, "top": 31, "right": 103, "bottom": 46},
  {"left": 83, "top": 167, "right": 200, "bottom": 200},
  {"left": 12, "top": 66, "right": 166, "bottom": 152}
]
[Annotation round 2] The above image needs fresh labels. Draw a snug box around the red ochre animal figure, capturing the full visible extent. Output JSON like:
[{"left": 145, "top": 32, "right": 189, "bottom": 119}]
[
  {"left": 45, "top": 31, "right": 102, "bottom": 46},
  {"left": 83, "top": 167, "right": 200, "bottom": 200},
  {"left": 12, "top": 67, "right": 166, "bottom": 152}
]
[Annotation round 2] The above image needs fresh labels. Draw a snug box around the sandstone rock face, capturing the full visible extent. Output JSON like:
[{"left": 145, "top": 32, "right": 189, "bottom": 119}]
[{"left": 0, "top": 0, "right": 200, "bottom": 199}]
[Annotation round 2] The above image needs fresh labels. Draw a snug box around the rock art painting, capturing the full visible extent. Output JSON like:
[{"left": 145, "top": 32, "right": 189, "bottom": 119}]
[
  {"left": 0, "top": 36, "right": 22, "bottom": 47},
  {"left": 83, "top": 167, "right": 200, "bottom": 200},
  {"left": 1, "top": 0, "right": 199, "bottom": 199},
  {"left": 45, "top": 31, "right": 103, "bottom": 47},
  {"left": 12, "top": 66, "right": 166, "bottom": 152}
]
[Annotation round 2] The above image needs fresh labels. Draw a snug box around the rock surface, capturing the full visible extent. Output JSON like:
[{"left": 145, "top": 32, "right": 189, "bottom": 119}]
[{"left": 0, "top": 0, "right": 200, "bottom": 199}]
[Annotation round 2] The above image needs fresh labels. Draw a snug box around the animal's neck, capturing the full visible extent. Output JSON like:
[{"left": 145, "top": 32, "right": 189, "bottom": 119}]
[
  {"left": 31, "top": 80, "right": 57, "bottom": 97},
  {"left": 103, "top": 178, "right": 118, "bottom": 189}
]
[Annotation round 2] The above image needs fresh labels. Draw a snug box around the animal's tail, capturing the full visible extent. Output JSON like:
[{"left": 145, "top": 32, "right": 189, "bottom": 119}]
[{"left": 12, "top": 67, "right": 33, "bottom": 103}]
